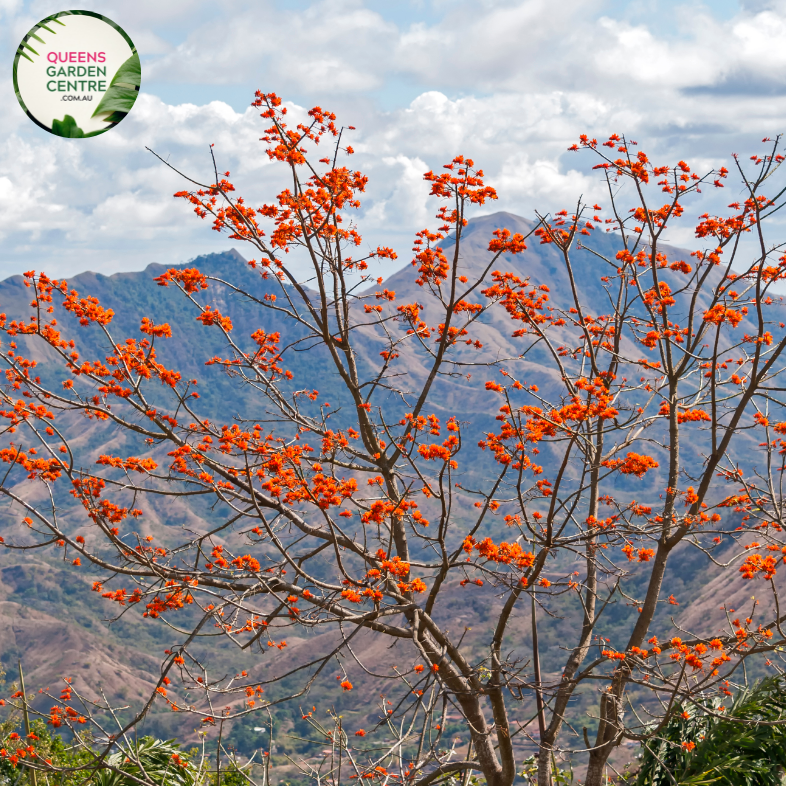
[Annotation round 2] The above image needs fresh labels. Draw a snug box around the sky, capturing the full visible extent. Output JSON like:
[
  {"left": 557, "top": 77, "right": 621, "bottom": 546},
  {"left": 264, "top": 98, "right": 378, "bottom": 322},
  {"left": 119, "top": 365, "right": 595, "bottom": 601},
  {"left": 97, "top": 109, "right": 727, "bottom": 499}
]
[{"left": 2, "top": 0, "right": 786, "bottom": 281}]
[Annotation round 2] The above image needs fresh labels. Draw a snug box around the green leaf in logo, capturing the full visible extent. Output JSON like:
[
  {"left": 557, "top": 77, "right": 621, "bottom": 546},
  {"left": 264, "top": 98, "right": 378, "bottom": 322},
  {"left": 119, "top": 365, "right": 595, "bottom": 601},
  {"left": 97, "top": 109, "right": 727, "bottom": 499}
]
[
  {"left": 99, "top": 111, "right": 130, "bottom": 124},
  {"left": 111, "top": 51, "right": 141, "bottom": 88},
  {"left": 92, "top": 52, "right": 141, "bottom": 123},
  {"left": 15, "top": 16, "right": 65, "bottom": 63},
  {"left": 51, "top": 115, "right": 85, "bottom": 138}
]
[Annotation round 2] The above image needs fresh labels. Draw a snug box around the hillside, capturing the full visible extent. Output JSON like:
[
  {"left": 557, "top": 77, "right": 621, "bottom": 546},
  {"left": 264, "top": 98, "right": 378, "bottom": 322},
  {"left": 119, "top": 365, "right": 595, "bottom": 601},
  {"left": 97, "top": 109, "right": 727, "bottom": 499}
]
[{"left": 0, "top": 210, "right": 781, "bottom": 764}]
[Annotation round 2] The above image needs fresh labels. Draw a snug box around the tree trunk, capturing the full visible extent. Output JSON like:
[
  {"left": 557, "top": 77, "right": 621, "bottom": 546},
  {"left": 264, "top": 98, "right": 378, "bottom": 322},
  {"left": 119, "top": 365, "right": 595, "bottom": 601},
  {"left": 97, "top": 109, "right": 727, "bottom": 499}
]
[
  {"left": 585, "top": 751, "right": 608, "bottom": 786},
  {"left": 537, "top": 744, "right": 553, "bottom": 786}
]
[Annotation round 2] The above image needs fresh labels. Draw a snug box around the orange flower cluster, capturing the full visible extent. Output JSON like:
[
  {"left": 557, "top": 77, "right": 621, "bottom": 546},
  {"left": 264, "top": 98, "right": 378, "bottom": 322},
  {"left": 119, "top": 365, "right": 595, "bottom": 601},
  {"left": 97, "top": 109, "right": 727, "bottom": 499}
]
[
  {"left": 696, "top": 199, "right": 766, "bottom": 240},
  {"left": 668, "top": 637, "right": 728, "bottom": 671},
  {"left": 144, "top": 581, "right": 194, "bottom": 618},
  {"left": 253, "top": 444, "right": 313, "bottom": 500},
  {"left": 643, "top": 281, "right": 676, "bottom": 314},
  {"left": 482, "top": 271, "right": 551, "bottom": 334},
  {"left": 196, "top": 306, "right": 233, "bottom": 332},
  {"left": 231, "top": 555, "right": 261, "bottom": 572},
  {"left": 534, "top": 216, "right": 585, "bottom": 247},
  {"left": 0, "top": 732, "right": 47, "bottom": 768},
  {"left": 462, "top": 536, "right": 535, "bottom": 571},
  {"left": 341, "top": 587, "right": 383, "bottom": 604},
  {"left": 113, "top": 337, "right": 182, "bottom": 389},
  {"left": 412, "top": 228, "right": 450, "bottom": 288},
  {"left": 0, "top": 399, "right": 53, "bottom": 428},
  {"left": 397, "top": 578, "right": 427, "bottom": 594},
  {"left": 154, "top": 267, "right": 209, "bottom": 293},
  {"left": 224, "top": 94, "right": 372, "bottom": 259},
  {"left": 96, "top": 454, "right": 158, "bottom": 473},
  {"left": 702, "top": 304, "right": 743, "bottom": 327},
  {"left": 630, "top": 203, "right": 682, "bottom": 229},
  {"left": 140, "top": 317, "right": 172, "bottom": 338},
  {"left": 361, "top": 497, "right": 421, "bottom": 525},
  {"left": 740, "top": 553, "right": 778, "bottom": 580},
  {"left": 409, "top": 157, "right": 497, "bottom": 288},
  {"left": 62, "top": 290, "right": 114, "bottom": 326},
  {"left": 602, "top": 452, "right": 659, "bottom": 478},
  {"left": 0, "top": 445, "right": 64, "bottom": 482},
  {"left": 249, "top": 329, "right": 286, "bottom": 376},
  {"left": 586, "top": 514, "right": 617, "bottom": 530},
  {"left": 677, "top": 408, "right": 711, "bottom": 424},
  {"left": 308, "top": 471, "right": 357, "bottom": 510},
  {"left": 100, "top": 587, "right": 143, "bottom": 607},
  {"left": 621, "top": 543, "right": 655, "bottom": 562},
  {"left": 488, "top": 228, "right": 528, "bottom": 254},
  {"left": 71, "top": 478, "right": 141, "bottom": 529},
  {"left": 417, "top": 441, "right": 456, "bottom": 462},
  {"left": 423, "top": 156, "right": 497, "bottom": 206},
  {"left": 480, "top": 376, "right": 623, "bottom": 480},
  {"left": 379, "top": 555, "right": 410, "bottom": 577},
  {"left": 396, "top": 301, "right": 430, "bottom": 337},
  {"left": 46, "top": 704, "right": 86, "bottom": 729}
]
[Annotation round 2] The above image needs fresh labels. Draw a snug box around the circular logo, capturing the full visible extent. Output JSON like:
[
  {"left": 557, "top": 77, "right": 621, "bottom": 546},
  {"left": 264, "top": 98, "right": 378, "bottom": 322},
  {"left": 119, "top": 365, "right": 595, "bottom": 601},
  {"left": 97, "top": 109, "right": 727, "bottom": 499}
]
[{"left": 13, "top": 11, "right": 140, "bottom": 138}]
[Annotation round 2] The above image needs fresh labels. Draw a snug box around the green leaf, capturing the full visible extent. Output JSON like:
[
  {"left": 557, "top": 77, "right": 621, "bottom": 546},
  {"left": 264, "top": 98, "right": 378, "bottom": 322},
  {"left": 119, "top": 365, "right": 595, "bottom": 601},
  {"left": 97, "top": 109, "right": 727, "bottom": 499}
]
[
  {"left": 109, "top": 51, "right": 141, "bottom": 89},
  {"left": 51, "top": 115, "right": 85, "bottom": 138},
  {"left": 636, "top": 676, "right": 786, "bottom": 786},
  {"left": 92, "top": 53, "right": 140, "bottom": 120},
  {"left": 101, "top": 111, "right": 129, "bottom": 124},
  {"left": 17, "top": 17, "right": 65, "bottom": 62},
  {"left": 92, "top": 86, "right": 138, "bottom": 117},
  {"left": 92, "top": 737, "right": 198, "bottom": 786}
]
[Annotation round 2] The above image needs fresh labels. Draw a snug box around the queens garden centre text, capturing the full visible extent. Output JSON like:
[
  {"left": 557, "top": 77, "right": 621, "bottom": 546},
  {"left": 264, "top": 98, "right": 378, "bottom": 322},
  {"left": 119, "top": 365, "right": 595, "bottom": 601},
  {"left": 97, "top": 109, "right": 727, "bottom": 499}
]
[{"left": 45, "top": 52, "right": 107, "bottom": 92}]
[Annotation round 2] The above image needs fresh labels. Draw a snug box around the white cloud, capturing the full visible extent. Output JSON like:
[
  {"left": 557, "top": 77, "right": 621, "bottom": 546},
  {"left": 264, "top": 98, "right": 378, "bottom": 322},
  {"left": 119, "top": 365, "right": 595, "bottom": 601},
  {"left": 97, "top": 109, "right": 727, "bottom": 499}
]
[
  {"left": 594, "top": 19, "right": 717, "bottom": 89},
  {"left": 395, "top": 0, "right": 589, "bottom": 89},
  {"left": 142, "top": 0, "right": 397, "bottom": 93},
  {"left": 732, "top": 9, "right": 786, "bottom": 71},
  {"left": 132, "top": 30, "right": 173, "bottom": 57},
  {"left": 364, "top": 153, "right": 432, "bottom": 230}
]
